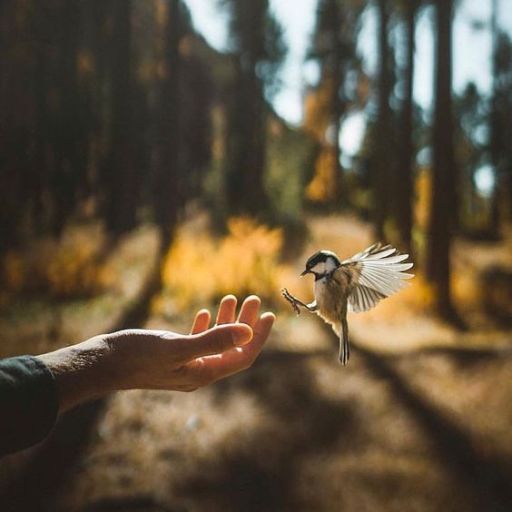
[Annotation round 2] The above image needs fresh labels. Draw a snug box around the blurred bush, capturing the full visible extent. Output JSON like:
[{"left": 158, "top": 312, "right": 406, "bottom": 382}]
[
  {"left": 0, "top": 228, "right": 111, "bottom": 301},
  {"left": 161, "top": 217, "right": 286, "bottom": 312}
]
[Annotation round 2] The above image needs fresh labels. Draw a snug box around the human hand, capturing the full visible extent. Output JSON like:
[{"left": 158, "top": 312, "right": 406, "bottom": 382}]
[
  {"left": 37, "top": 295, "right": 275, "bottom": 412},
  {"left": 106, "top": 295, "right": 275, "bottom": 392}
]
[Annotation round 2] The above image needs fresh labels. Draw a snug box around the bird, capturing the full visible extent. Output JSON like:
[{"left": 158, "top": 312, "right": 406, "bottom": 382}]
[{"left": 281, "top": 243, "right": 414, "bottom": 365}]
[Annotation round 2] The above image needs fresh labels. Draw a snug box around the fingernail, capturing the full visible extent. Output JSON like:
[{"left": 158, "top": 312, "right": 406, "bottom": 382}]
[{"left": 232, "top": 326, "right": 252, "bottom": 346}]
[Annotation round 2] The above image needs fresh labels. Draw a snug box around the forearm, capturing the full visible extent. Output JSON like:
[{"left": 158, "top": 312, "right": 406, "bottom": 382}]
[{"left": 36, "top": 336, "right": 117, "bottom": 414}]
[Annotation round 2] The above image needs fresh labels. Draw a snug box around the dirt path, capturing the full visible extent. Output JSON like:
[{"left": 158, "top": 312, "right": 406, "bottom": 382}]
[
  {"left": 27, "top": 317, "right": 510, "bottom": 512},
  {"left": 2, "top": 217, "right": 512, "bottom": 511}
]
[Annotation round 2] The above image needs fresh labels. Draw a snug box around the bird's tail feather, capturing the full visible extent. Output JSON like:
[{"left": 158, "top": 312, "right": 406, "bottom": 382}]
[{"left": 339, "top": 318, "right": 350, "bottom": 365}]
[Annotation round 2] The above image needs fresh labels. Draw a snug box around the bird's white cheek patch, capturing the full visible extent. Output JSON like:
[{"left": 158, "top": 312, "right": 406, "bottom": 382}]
[{"left": 310, "top": 262, "right": 326, "bottom": 274}]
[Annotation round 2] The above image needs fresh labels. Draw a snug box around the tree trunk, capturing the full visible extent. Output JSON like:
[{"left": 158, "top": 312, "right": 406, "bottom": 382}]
[
  {"left": 225, "top": 64, "right": 269, "bottom": 217},
  {"left": 329, "top": 0, "right": 343, "bottom": 209},
  {"left": 104, "top": 0, "right": 138, "bottom": 236},
  {"left": 489, "top": 0, "right": 502, "bottom": 236},
  {"left": 51, "top": 0, "right": 83, "bottom": 237},
  {"left": 427, "top": 0, "right": 456, "bottom": 318},
  {"left": 224, "top": 0, "right": 270, "bottom": 218},
  {"left": 245, "top": 67, "right": 268, "bottom": 214},
  {"left": 153, "top": 0, "right": 182, "bottom": 243},
  {"left": 395, "top": 0, "right": 417, "bottom": 255},
  {"left": 33, "top": 35, "right": 49, "bottom": 234},
  {"left": 374, "top": 0, "right": 392, "bottom": 241}
]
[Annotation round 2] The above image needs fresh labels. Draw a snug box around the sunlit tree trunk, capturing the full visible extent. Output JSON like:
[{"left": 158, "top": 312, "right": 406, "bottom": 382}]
[{"left": 427, "top": 0, "right": 456, "bottom": 318}]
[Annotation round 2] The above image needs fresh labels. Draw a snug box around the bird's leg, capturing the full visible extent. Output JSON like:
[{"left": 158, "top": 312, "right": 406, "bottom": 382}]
[{"left": 281, "top": 288, "right": 317, "bottom": 316}]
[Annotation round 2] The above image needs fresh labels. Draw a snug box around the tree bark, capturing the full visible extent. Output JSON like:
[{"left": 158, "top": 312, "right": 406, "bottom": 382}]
[
  {"left": 395, "top": 0, "right": 417, "bottom": 254},
  {"left": 104, "top": 0, "right": 138, "bottom": 236},
  {"left": 224, "top": 0, "right": 270, "bottom": 217},
  {"left": 153, "top": 0, "right": 182, "bottom": 244},
  {"left": 51, "top": 0, "right": 83, "bottom": 237},
  {"left": 328, "top": 0, "right": 343, "bottom": 208},
  {"left": 427, "top": 0, "right": 456, "bottom": 318},
  {"left": 489, "top": 0, "right": 502, "bottom": 236},
  {"left": 374, "top": 0, "right": 392, "bottom": 241}
]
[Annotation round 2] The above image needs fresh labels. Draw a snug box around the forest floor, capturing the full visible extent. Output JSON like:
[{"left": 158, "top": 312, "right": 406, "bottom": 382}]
[{"left": 1, "top": 213, "right": 512, "bottom": 512}]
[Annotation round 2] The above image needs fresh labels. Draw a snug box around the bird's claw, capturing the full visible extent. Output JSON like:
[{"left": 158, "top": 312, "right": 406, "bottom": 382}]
[{"left": 281, "top": 288, "right": 301, "bottom": 316}]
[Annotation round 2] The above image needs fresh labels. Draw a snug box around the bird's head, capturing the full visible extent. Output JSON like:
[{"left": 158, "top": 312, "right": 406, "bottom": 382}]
[{"left": 301, "top": 250, "right": 341, "bottom": 279}]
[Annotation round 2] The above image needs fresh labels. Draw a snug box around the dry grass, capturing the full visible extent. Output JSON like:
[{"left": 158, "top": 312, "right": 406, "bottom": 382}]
[{"left": 1, "top": 225, "right": 112, "bottom": 301}]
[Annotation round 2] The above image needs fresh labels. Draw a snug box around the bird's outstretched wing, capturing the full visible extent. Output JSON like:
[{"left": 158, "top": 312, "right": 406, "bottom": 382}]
[{"left": 340, "top": 243, "right": 414, "bottom": 313}]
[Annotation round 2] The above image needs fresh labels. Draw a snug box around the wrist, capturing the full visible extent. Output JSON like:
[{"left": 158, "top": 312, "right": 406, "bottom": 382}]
[
  {"left": 100, "top": 329, "right": 168, "bottom": 391},
  {"left": 36, "top": 335, "right": 119, "bottom": 413}
]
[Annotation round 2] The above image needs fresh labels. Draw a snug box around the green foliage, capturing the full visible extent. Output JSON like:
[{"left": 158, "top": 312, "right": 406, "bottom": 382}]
[{"left": 265, "top": 123, "right": 317, "bottom": 224}]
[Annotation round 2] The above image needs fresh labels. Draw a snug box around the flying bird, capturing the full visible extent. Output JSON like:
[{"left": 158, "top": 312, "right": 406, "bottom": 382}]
[{"left": 282, "top": 243, "right": 414, "bottom": 365}]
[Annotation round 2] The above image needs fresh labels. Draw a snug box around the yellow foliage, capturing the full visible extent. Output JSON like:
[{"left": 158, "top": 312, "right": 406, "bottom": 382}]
[
  {"left": 306, "top": 148, "right": 339, "bottom": 203},
  {"left": 303, "top": 76, "right": 334, "bottom": 142},
  {"left": 415, "top": 168, "right": 431, "bottom": 230},
  {"left": 162, "top": 217, "right": 285, "bottom": 311},
  {"left": 42, "top": 239, "right": 110, "bottom": 298},
  {"left": 1, "top": 230, "right": 111, "bottom": 299}
]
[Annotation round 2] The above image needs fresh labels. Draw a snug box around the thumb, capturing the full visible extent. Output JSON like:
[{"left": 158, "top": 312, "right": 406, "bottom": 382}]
[{"left": 178, "top": 323, "right": 253, "bottom": 360}]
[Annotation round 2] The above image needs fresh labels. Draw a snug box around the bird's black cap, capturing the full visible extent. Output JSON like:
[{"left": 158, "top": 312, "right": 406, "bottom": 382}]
[{"left": 301, "top": 250, "right": 340, "bottom": 275}]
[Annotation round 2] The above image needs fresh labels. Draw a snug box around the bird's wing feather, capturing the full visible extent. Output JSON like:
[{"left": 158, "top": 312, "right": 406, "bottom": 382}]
[
  {"left": 342, "top": 243, "right": 414, "bottom": 313},
  {"left": 348, "top": 285, "right": 387, "bottom": 313}
]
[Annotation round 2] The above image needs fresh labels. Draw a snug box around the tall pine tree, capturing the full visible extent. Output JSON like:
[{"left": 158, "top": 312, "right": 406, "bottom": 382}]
[{"left": 222, "top": 0, "right": 285, "bottom": 216}]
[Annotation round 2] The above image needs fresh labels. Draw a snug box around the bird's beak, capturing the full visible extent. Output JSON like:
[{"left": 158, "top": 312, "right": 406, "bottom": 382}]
[{"left": 300, "top": 269, "right": 309, "bottom": 277}]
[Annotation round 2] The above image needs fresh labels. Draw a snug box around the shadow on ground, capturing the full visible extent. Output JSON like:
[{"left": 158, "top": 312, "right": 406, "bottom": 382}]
[
  {"left": 175, "top": 351, "right": 357, "bottom": 511},
  {"left": 358, "top": 344, "right": 512, "bottom": 512},
  {"left": 169, "top": 329, "right": 512, "bottom": 512}
]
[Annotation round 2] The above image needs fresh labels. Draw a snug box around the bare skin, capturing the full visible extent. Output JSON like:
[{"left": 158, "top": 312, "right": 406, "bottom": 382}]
[{"left": 36, "top": 295, "right": 275, "bottom": 414}]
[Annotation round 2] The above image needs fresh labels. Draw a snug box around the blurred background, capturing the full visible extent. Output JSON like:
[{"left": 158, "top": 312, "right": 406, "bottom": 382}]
[{"left": 1, "top": 0, "right": 512, "bottom": 510}]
